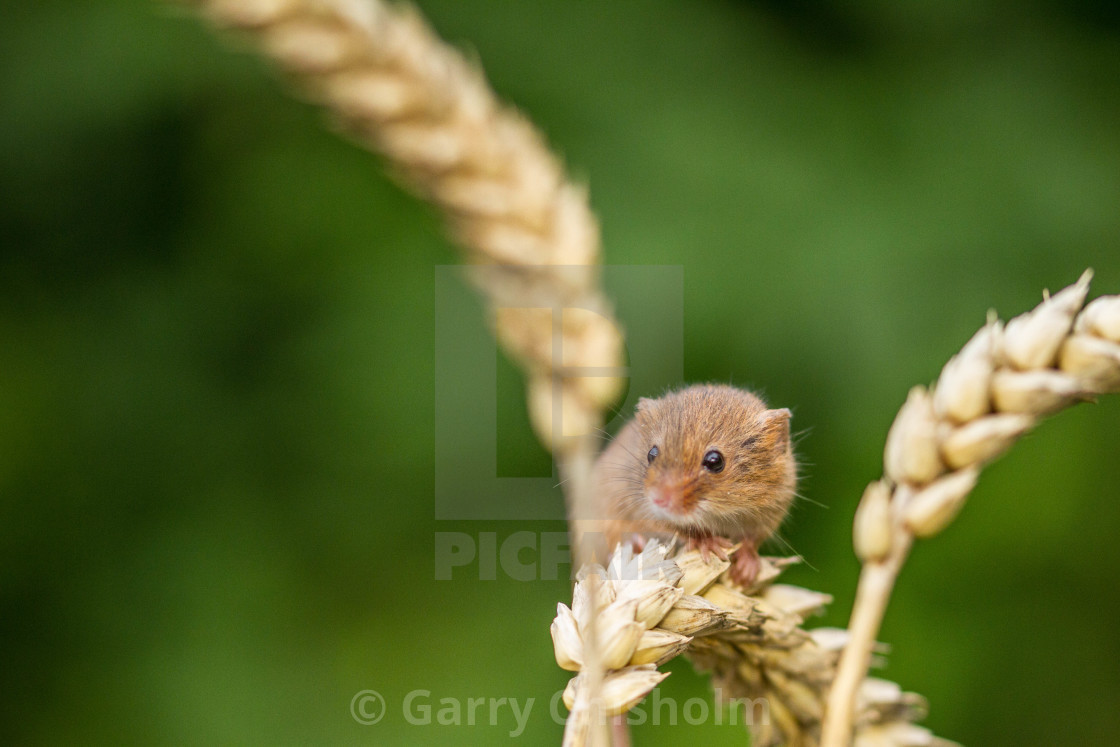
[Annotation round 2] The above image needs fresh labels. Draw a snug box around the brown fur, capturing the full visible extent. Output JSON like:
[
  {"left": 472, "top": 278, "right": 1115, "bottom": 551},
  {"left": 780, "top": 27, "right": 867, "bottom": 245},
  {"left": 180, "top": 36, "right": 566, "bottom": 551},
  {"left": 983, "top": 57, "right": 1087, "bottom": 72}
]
[{"left": 585, "top": 384, "right": 797, "bottom": 557}]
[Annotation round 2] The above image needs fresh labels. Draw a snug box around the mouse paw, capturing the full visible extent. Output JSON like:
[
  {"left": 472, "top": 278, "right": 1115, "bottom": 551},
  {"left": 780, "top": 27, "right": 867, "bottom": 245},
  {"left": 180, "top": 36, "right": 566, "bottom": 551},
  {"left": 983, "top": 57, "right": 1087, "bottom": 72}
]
[
  {"left": 626, "top": 534, "right": 648, "bottom": 553},
  {"left": 728, "top": 544, "right": 761, "bottom": 589},
  {"left": 687, "top": 533, "right": 734, "bottom": 563}
]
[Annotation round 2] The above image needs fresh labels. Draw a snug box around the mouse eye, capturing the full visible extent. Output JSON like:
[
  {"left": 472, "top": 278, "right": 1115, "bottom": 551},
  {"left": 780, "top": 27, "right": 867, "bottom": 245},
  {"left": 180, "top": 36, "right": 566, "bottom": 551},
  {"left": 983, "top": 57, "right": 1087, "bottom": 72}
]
[
  {"left": 647, "top": 446, "right": 659, "bottom": 464},
  {"left": 702, "top": 450, "right": 725, "bottom": 473}
]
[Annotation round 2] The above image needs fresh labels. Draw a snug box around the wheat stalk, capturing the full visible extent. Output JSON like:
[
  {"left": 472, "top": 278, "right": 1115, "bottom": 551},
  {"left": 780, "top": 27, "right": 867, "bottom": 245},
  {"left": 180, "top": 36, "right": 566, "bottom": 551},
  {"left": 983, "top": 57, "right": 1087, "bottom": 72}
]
[
  {"left": 181, "top": 2, "right": 625, "bottom": 743},
  {"left": 821, "top": 270, "right": 1120, "bottom": 745},
  {"left": 184, "top": 0, "right": 626, "bottom": 581},
  {"left": 182, "top": 0, "right": 624, "bottom": 457}
]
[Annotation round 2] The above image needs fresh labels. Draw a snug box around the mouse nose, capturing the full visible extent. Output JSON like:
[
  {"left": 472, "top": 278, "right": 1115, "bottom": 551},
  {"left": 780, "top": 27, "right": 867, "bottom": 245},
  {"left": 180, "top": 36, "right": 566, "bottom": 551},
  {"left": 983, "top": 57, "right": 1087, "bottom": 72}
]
[
  {"left": 650, "top": 486, "right": 678, "bottom": 508},
  {"left": 650, "top": 482, "right": 690, "bottom": 513}
]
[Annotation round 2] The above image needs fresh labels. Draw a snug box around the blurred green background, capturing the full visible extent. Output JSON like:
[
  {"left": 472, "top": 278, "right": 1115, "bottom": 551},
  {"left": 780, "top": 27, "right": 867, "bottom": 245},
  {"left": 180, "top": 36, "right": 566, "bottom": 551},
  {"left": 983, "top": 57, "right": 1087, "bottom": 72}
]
[{"left": 3, "top": 0, "right": 1120, "bottom": 744}]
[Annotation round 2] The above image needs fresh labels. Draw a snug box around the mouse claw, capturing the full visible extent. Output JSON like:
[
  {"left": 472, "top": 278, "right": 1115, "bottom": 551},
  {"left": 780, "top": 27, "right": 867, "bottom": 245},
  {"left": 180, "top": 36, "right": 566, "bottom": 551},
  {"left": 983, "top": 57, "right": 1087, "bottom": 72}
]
[{"left": 688, "top": 534, "right": 734, "bottom": 564}]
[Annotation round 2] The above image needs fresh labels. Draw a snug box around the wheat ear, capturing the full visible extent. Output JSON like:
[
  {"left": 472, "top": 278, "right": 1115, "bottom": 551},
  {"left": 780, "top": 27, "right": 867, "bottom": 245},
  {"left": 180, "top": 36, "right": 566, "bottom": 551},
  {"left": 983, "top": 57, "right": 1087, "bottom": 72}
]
[
  {"left": 183, "top": 2, "right": 625, "bottom": 743},
  {"left": 821, "top": 270, "right": 1120, "bottom": 745},
  {"left": 554, "top": 541, "right": 955, "bottom": 747},
  {"left": 183, "top": 0, "right": 624, "bottom": 457}
]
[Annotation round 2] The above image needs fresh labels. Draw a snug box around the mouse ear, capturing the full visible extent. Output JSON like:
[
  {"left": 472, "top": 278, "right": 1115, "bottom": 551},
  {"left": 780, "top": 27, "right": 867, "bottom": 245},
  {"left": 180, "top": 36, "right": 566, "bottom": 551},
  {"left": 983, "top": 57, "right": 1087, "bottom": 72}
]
[{"left": 762, "top": 407, "right": 792, "bottom": 447}]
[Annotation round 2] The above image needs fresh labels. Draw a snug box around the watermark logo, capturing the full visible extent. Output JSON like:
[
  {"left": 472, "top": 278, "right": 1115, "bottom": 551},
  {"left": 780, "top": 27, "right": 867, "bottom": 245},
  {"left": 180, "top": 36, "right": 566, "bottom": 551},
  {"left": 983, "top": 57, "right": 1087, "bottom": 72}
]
[
  {"left": 435, "top": 531, "right": 572, "bottom": 581},
  {"left": 434, "top": 530, "right": 665, "bottom": 581},
  {"left": 349, "top": 689, "right": 386, "bottom": 726},
  {"left": 403, "top": 690, "right": 534, "bottom": 737},
  {"left": 434, "top": 265, "right": 683, "bottom": 521},
  {"left": 351, "top": 687, "right": 768, "bottom": 732}
]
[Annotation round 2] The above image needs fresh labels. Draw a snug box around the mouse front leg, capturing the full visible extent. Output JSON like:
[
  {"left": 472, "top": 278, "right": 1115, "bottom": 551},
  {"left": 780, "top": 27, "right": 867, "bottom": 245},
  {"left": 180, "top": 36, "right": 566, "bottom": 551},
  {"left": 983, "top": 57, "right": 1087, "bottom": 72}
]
[{"left": 728, "top": 541, "right": 761, "bottom": 589}]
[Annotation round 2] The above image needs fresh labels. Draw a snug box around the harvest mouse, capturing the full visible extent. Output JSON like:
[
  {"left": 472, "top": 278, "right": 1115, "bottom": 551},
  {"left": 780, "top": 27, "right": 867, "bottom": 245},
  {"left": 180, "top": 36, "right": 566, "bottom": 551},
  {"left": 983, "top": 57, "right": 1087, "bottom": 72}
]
[{"left": 589, "top": 384, "right": 797, "bottom": 587}]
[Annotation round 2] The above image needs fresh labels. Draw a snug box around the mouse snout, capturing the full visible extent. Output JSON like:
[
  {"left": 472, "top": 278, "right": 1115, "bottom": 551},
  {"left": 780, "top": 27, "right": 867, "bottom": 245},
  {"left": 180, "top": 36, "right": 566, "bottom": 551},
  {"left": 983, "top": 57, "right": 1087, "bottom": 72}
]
[
  {"left": 650, "top": 485, "right": 678, "bottom": 508},
  {"left": 648, "top": 480, "right": 695, "bottom": 516}
]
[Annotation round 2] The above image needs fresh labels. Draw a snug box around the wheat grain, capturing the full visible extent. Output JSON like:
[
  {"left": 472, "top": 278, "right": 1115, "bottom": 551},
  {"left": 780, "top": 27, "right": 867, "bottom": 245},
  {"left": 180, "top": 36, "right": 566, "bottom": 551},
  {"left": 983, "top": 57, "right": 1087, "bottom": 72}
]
[
  {"left": 822, "top": 270, "right": 1119, "bottom": 746},
  {"left": 553, "top": 540, "right": 951, "bottom": 747}
]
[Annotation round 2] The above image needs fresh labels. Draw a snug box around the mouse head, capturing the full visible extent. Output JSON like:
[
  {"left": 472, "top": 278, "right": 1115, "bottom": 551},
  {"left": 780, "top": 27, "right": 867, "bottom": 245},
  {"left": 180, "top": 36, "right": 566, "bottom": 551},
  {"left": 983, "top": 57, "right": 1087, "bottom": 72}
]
[{"left": 634, "top": 385, "right": 794, "bottom": 530}]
